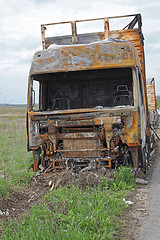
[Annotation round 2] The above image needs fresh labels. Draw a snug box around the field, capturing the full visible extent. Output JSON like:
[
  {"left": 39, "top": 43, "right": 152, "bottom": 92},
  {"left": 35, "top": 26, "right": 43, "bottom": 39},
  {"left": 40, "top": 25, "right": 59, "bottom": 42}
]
[
  {"left": 0, "top": 105, "right": 33, "bottom": 198},
  {"left": 0, "top": 105, "right": 143, "bottom": 239}
]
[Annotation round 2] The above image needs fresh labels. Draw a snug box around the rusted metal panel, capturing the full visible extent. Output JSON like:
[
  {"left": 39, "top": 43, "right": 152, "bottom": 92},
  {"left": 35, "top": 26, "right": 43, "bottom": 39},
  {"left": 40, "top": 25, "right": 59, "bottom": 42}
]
[
  {"left": 63, "top": 139, "right": 100, "bottom": 157},
  {"left": 146, "top": 78, "right": 156, "bottom": 111},
  {"left": 30, "top": 41, "right": 139, "bottom": 75}
]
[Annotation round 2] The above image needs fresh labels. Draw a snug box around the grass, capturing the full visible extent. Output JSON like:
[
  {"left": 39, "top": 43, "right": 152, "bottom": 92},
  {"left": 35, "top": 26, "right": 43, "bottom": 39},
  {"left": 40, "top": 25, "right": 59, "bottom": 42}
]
[
  {"left": 0, "top": 105, "right": 27, "bottom": 115},
  {"left": 1, "top": 167, "right": 135, "bottom": 240},
  {"left": 0, "top": 105, "right": 32, "bottom": 198}
]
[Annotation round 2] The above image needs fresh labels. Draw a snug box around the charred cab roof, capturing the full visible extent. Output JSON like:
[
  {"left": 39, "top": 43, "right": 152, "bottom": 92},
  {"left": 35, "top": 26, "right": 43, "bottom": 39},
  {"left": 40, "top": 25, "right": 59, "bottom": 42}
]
[{"left": 30, "top": 39, "right": 140, "bottom": 75}]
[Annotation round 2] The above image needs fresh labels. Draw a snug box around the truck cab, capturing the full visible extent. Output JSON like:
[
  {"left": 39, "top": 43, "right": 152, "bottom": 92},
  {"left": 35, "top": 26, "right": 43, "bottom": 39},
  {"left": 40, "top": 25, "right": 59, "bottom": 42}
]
[{"left": 27, "top": 14, "right": 150, "bottom": 172}]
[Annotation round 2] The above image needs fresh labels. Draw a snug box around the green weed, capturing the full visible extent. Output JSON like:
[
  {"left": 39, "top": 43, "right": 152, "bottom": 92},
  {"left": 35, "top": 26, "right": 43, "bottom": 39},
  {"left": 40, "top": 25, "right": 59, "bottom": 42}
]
[
  {"left": 113, "top": 166, "right": 135, "bottom": 190},
  {"left": 100, "top": 166, "right": 135, "bottom": 191},
  {"left": 0, "top": 176, "right": 12, "bottom": 199}
]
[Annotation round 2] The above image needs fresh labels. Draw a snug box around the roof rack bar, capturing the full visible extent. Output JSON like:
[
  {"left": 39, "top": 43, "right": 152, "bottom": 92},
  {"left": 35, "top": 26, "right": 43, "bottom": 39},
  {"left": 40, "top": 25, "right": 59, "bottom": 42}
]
[
  {"left": 71, "top": 21, "right": 77, "bottom": 44},
  {"left": 41, "top": 14, "right": 139, "bottom": 27},
  {"left": 104, "top": 18, "right": 110, "bottom": 38}
]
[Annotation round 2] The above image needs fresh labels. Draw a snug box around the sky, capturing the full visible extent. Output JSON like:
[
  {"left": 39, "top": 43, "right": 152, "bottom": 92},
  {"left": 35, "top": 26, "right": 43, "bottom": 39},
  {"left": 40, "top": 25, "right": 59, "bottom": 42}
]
[{"left": 0, "top": 0, "right": 160, "bottom": 104}]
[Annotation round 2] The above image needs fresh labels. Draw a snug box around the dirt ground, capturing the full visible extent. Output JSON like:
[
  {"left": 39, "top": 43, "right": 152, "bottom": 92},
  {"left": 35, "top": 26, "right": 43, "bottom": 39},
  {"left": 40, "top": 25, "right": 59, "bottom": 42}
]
[
  {"left": 115, "top": 176, "right": 150, "bottom": 239},
  {"left": 0, "top": 147, "right": 157, "bottom": 239}
]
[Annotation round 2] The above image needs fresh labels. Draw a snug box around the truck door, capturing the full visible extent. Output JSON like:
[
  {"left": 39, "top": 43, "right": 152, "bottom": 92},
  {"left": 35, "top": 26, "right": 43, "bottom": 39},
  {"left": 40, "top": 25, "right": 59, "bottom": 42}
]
[{"left": 137, "top": 68, "right": 146, "bottom": 148}]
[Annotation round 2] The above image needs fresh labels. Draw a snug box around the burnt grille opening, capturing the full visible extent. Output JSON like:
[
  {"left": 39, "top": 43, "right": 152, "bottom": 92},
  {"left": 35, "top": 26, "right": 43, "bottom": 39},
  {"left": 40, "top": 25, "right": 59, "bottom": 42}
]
[
  {"left": 62, "top": 126, "right": 97, "bottom": 133},
  {"left": 31, "top": 67, "right": 133, "bottom": 111},
  {"left": 39, "top": 127, "right": 48, "bottom": 134}
]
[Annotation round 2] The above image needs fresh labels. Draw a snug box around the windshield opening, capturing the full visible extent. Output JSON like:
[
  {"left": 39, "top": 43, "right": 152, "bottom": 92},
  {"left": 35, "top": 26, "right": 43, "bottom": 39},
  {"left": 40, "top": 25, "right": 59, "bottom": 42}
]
[{"left": 30, "top": 68, "right": 134, "bottom": 111}]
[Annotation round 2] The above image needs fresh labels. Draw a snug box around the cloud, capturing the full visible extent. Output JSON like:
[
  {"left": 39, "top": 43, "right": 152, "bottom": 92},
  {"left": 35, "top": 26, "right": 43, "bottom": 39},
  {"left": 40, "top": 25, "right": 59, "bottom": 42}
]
[
  {"left": 137, "top": 1, "right": 160, "bottom": 9},
  {"left": 147, "top": 42, "right": 160, "bottom": 50},
  {"left": 143, "top": 19, "right": 160, "bottom": 33}
]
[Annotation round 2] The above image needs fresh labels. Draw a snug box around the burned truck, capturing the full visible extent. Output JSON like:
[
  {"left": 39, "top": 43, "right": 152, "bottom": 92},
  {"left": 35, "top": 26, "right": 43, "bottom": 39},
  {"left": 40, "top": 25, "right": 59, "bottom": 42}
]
[{"left": 27, "top": 14, "right": 150, "bottom": 172}]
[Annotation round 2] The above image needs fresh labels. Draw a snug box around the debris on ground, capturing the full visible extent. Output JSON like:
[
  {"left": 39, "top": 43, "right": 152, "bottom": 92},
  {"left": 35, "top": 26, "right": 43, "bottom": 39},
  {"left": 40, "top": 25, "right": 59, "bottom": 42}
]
[
  {"left": 0, "top": 209, "right": 9, "bottom": 216},
  {"left": 135, "top": 178, "right": 148, "bottom": 185},
  {"left": 46, "top": 169, "right": 114, "bottom": 189},
  {"left": 123, "top": 198, "right": 134, "bottom": 205}
]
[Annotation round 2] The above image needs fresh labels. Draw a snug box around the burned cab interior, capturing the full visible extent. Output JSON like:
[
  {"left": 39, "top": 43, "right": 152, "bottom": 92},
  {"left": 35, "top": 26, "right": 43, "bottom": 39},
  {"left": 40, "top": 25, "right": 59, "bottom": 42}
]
[{"left": 31, "top": 67, "right": 134, "bottom": 111}]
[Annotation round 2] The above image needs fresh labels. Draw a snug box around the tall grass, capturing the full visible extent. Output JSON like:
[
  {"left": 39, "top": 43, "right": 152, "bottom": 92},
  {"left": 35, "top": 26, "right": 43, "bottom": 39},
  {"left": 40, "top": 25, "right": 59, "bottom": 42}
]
[{"left": 0, "top": 106, "right": 32, "bottom": 198}]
